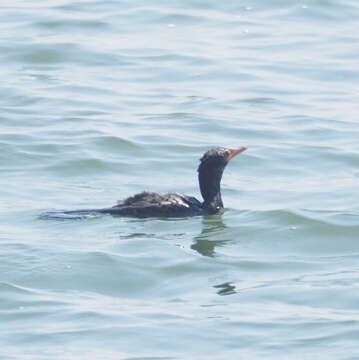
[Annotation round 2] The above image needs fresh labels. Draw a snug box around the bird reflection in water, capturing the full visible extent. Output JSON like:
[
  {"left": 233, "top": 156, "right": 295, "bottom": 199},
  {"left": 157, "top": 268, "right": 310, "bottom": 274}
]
[
  {"left": 191, "top": 213, "right": 232, "bottom": 257},
  {"left": 213, "top": 282, "right": 236, "bottom": 296},
  {"left": 191, "top": 214, "right": 237, "bottom": 295},
  {"left": 191, "top": 214, "right": 228, "bottom": 257}
]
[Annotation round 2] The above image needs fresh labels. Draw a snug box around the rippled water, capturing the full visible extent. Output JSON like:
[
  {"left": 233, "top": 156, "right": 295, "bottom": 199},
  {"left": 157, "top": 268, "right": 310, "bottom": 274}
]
[{"left": 1, "top": 1, "right": 359, "bottom": 359}]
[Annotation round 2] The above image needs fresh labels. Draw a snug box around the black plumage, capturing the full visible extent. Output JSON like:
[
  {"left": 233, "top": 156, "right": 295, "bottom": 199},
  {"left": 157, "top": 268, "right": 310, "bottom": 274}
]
[{"left": 46, "top": 146, "right": 247, "bottom": 219}]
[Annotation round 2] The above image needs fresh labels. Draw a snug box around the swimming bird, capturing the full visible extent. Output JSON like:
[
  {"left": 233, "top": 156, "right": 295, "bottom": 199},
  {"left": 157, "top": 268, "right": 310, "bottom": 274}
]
[{"left": 46, "top": 146, "right": 247, "bottom": 219}]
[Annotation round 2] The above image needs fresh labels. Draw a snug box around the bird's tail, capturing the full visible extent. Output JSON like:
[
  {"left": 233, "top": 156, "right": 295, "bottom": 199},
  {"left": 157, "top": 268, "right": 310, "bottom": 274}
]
[{"left": 39, "top": 208, "right": 108, "bottom": 220}]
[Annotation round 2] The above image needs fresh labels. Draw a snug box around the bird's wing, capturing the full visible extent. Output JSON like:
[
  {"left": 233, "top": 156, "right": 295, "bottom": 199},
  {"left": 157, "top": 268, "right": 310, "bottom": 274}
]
[{"left": 113, "top": 192, "right": 202, "bottom": 217}]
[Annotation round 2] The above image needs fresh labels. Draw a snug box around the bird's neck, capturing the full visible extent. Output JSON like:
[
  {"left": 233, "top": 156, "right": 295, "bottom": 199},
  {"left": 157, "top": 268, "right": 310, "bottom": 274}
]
[
  {"left": 198, "top": 165, "right": 224, "bottom": 214},
  {"left": 203, "top": 193, "right": 223, "bottom": 214}
]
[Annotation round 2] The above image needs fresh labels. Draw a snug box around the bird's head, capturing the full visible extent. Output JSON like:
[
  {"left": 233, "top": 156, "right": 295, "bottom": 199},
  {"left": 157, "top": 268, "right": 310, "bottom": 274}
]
[{"left": 198, "top": 146, "right": 247, "bottom": 171}]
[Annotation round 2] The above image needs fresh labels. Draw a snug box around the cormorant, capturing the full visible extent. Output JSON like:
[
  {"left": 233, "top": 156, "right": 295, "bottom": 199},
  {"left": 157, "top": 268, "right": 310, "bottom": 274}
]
[{"left": 46, "top": 146, "right": 247, "bottom": 219}]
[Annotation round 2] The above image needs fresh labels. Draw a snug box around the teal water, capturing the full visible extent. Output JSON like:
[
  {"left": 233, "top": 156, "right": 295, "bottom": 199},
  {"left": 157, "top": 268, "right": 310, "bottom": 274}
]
[{"left": 1, "top": 1, "right": 359, "bottom": 359}]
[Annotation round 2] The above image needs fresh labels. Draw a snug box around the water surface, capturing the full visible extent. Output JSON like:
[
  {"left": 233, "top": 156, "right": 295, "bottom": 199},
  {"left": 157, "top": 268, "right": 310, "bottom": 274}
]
[{"left": 1, "top": 1, "right": 359, "bottom": 359}]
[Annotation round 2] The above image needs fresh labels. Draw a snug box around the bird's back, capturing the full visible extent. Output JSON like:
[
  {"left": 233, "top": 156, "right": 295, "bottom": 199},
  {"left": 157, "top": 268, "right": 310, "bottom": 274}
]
[{"left": 106, "top": 191, "right": 203, "bottom": 218}]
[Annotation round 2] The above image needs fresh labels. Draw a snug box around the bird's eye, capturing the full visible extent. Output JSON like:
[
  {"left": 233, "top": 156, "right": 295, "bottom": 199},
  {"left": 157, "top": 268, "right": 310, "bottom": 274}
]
[{"left": 224, "top": 150, "right": 230, "bottom": 158}]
